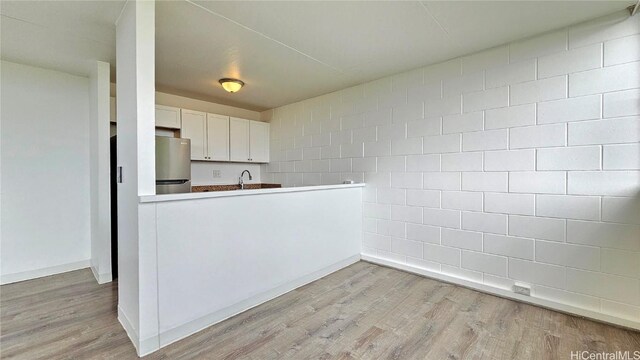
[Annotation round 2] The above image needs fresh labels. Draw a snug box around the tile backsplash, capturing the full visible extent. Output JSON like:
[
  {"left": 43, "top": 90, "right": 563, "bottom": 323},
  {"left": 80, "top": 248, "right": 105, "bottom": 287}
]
[{"left": 191, "top": 162, "right": 261, "bottom": 186}]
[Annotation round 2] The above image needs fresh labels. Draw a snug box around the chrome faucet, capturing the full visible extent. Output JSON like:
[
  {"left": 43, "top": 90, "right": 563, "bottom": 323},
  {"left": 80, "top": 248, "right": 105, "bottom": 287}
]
[{"left": 239, "top": 170, "right": 253, "bottom": 189}]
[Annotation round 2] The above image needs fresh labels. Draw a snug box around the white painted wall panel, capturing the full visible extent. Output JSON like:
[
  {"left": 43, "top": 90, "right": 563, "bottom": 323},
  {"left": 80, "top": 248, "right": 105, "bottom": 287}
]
[
  {"left": 156, "top": 187, "right": 362, "bottom": 334},
  {"left": 441, "top": 228, "right": 482, "bottom": 251},
  {"left": 535, "top": 241, "right": 600, "bottom": 271},
  {"left": 537, "top": 146, "right": 601, "bottom": 171},
  {"left": 405, "top": 224, "right": 438, "bottom": 244},
  {"left": 510, "top": 76, "right": 567, "bottom": 106},
  {"left": 508, "top": 215, "right": 566, "bottom": 242},
  {"left": 1, "top": 61, "right": 90, "bottom": 282},
  {"left": 483, "top": 234, "right": 534, "bottom": 260},
  {"left": 536, "top": 195, "right": 601, "bottom": 221},
  {"left": 537, "top": 43, "right": 601, "bottom": 78},
  {"left": 602, "top": 144, "right": 640, "bottom": 170},
  {"left": 423, "top": 243, "right": 460, "bottom": 266},
  {"left": 461, "top": 251, "right": 507, "bottom": 277},
  {"left": 484, "top": 192, "right": 535, "bottom": 216},
  {"left": 484, "top": 149, "right": 535, "bottom": 172},
  {"left": 568, "top": 117, "right": 640, "bottom": 146},
  {"left": 485, "top": 60, "right": 535, "bottom": 89},
  {"left": 509, "top": 124, "right": 566, "bottom": 149},
  {"left": 537, "top": 95, "right": 601, "bottom": 125},
  {"left": 485, "top": 104, "right": 535, "bottom": 129},
  {"left": 603, "top": 89, "right": 640, "bottom": 118},
  {"left": 569, "top": 61, "right": 640, "bottom": 97},
  {"left": 604, "top": 34, "right": 640, "bottom": 66}
]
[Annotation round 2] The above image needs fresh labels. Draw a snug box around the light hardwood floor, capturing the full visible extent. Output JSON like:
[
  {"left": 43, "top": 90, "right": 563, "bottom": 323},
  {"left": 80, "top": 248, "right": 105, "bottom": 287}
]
[{"left": 1, "top": 261, "right": 639, "bottom": 359}]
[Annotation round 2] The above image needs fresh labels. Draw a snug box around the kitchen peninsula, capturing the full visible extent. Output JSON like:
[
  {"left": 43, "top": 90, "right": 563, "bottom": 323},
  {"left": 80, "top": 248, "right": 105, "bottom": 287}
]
[{"left": 131, "top": 183, "right": 364, "bottom": 351}]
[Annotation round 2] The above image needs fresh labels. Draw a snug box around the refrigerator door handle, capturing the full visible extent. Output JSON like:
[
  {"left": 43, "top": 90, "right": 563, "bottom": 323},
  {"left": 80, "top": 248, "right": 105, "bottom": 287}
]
[{"left": 156, "top": 179, "right": 189, "bottom": 185}]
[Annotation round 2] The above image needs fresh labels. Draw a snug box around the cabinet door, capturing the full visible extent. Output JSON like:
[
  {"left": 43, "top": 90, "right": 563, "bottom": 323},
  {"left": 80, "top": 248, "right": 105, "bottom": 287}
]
[
  {"left": 229, "top": 117, "right": 250, "bottom": 162},
  {"left": 155, "top": 105, "right": 181, "bottom": 129},
  {"left": 180, "top": 109, "right": 207, "bottom": 160},
  {"left": 110, "top": 97, "right": 117, "bottom": 123},
  {"left": 249, "top": 121, "right": 270, "bottom": 163},
  {"left": 206, "top": 114, "right": 229, "bottom": 161}
]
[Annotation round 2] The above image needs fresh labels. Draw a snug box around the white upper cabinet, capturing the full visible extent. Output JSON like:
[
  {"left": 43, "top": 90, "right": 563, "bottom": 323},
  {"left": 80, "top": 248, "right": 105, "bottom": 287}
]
[
  {"left": 110, "top": 101, "right": 180, "bottom": 129},
  {"left": 229, "top": 117, "right": 250, "bottom": 162},
  {"left": 230, "top": 117, "right": 270, "bottom": 163},
  {"left": 181, "top": 110, "right": 232, "bottom": 162},
  {"left": 180, "top": 109, "right": 207, "bottom": 161},
  {"left": 177, "top": 111, "right": 268, "bottom": 163},
  {"left": 249, "top": 120, "right": 270, "bottom": 163},
  {"left": 155, "top": 105, "right": 181, "bottom": 129},
  {"left": 206, "top": 113, "right": 229, "bottom": 161}
]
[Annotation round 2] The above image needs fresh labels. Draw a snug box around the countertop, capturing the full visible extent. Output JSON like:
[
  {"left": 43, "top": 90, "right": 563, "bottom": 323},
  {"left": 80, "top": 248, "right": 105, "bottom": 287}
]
[
  {"left": 191, "top": 183, "right": 281, "bottom": 192},
  {"left": 139, "top": 183, "right": 365, "bottom": 203}
]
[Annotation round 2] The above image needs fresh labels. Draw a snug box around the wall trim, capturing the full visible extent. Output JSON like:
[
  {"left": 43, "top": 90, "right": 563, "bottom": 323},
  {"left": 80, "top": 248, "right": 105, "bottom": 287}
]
[
  {"left": 118, "top": 306, "right": 141, "bottom": 356},
  {"left": 362, "top": 254, "right": 640, "bottom": 332},
  {"left": 157, "top": 255, "right": 361, "bottom": 350},
  {"left": 90, "top": 265, "right": 113, "bottom": 285},
  {"left": 139, "top": 334, "right": 161, "bottom": 357},
  {"left": 0, "top": 260, "right": 90, "bottom": 285}
]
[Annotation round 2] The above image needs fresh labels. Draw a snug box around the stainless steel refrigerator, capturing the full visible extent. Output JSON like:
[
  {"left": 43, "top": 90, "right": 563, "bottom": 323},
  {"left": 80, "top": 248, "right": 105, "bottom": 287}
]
[{"left": 156, "top": 136, "right": 191, "bottom": 194}]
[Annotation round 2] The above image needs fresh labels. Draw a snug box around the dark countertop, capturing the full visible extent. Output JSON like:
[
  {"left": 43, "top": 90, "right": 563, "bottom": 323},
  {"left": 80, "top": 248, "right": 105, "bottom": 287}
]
[{"left": 191, "top": 183, "right": 282, "bottom": 192}]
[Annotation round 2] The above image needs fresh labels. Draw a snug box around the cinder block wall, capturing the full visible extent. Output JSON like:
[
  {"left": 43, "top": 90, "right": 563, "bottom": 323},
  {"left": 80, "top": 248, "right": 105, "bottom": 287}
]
[{"left": 263, "top": 11, "right": 640, "bottom": 323}]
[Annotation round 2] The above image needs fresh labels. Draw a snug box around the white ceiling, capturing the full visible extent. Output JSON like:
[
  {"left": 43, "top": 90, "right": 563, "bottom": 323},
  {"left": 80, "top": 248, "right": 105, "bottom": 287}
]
[
  {"left": 0, "top": 1, "right": 123, "bottom": 78},
  {"left": 1, "top": 1, "right": 634, "bottom": 111}
]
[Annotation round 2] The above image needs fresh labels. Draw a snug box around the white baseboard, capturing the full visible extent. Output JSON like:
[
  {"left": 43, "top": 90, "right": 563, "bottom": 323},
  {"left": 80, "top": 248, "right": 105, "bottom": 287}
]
[
  {"left": 90, "top": 265, "right": 113, "bottom": 284},
  {"left": 1, "top": 260, "right": 91, "bottom": 285},
  {"left": 362, "top": 254, "right": 640, "bottom": 331},
  {"left": 118, "top": 306, "right": 161, "bottom": 357},
  {"left": 118, "top": 306, "right": 140, "bottom": 355},
  {"left": 139, "top": 335, "right": 161, "bottom": 358},
  {"left": 157, "top": 254, "right": 361, "bottom": 351}
]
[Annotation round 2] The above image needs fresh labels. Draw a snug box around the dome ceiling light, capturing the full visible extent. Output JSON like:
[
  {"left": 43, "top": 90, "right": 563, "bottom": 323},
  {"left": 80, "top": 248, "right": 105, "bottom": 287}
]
[{"left": 219, "top": 78, "right": 244, "bottom": 93}]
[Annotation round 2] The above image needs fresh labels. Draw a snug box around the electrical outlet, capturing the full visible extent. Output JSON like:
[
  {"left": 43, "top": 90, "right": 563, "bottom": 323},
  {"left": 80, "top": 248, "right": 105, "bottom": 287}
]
[
  {"left": 513, "top": 283, "right": 531, "bottom": 296},
  {"left": 212, "top": 170, "right": 221, "bottom": 178}
]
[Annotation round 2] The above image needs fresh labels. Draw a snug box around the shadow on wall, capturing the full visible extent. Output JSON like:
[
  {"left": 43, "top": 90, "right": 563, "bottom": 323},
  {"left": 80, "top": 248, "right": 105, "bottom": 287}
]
[
  {"left": 588, "top": 192, "right": 640, "bottom": 250},
  {"left": 596, "top": 190, "right": 640, "bottom": 246},
  {"left": 602, "top": 193, "right": 640, "bottom": 226}
]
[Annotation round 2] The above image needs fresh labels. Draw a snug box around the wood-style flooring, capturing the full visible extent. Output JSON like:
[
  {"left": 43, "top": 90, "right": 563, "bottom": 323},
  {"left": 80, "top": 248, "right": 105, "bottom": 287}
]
[{"left": 1, "top": 261, "right": 639, "bottom": 359}]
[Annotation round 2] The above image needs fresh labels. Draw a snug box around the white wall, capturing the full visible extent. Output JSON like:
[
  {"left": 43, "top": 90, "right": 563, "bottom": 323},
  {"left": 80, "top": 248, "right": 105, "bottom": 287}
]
[
  {"left": 263, "top": 11, "right": 640, "bottom": 325},
  {"left": 89, "top": 61, "right": 112, "bottom": 284},
  {"left": 0, "top": 61, "right": 91, "bottom": 283}
]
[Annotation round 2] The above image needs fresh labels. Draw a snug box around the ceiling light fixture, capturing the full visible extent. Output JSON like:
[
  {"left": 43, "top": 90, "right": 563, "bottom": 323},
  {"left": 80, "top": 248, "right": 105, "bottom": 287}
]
[{"left": 219, "top": 78, "right": 244, "bottom": 93}]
